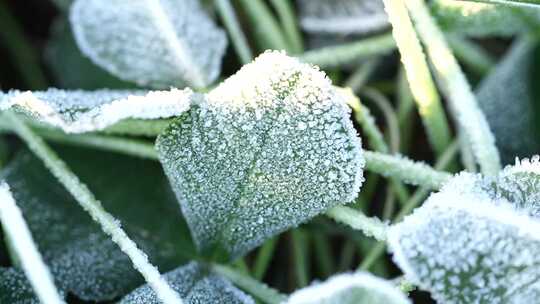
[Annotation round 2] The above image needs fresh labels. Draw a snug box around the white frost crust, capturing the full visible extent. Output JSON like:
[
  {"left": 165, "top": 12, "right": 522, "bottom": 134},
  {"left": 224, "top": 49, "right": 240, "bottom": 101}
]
[
  {"left": 504, "top": 155, "right": 540, "bottom": 176},
  {"left": 0, "top": 182, "right": 65, "bottom": 304},
  {"left": 286, "top": 272, "right": 410, "bottom": 304},
  {"left": 0, "top": 88, "right": 194, "bottom": 133}
]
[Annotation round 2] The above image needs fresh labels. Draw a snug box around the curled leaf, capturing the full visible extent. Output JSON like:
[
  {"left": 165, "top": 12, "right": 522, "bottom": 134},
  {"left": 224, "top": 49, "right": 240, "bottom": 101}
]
[
  {"left": 157, "top": 51, "right": 364, "bottom": 260},
  {"left": 0, "top": 88, "right": 194, "bottom": 133},
  {"left": 120, "top": 262, "right": 254, "bottom": 304},
  {"left": 287, "top": 272, "right": 410, "bottom": 304},
  {"left": 70, "top": 0, "right": 227, "bottom": 88},
  {"left": 388, "top": 157, "right": 540, "bottom": 303}
]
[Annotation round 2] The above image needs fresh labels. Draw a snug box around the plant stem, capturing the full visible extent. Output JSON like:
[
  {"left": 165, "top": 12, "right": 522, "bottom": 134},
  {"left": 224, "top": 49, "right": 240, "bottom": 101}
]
[
  {"left": 253, "top": 237, "right": 279, "bottom": 280},
  {"left": 383, "top": 0, "right": 452, "bottom": 157},
  {"left": 406, "top": 0, "right": 501, "bottom": 176},
  {"left": 0, "top": 1, "right": 47, "bottom": 89},
  {"left": 456, "top": 0, "right": 540, "bottom": 7},
  {"left": 237, "top": 0, "right": 290, "bottom": 52},
  {"left": 364, "top": 151, "right": 452, "bottom": 189},
  {"left": 299, "top": 33, "right": 396, "bottom": 69},
  {"left": 4, "top": 112, "right": 183, "bottom": 304},
  {"left": 269, "top": 0, "right": 304, "bottom": 54},
  {"left": 215, "top": 0, "right": 253, "bottom": 64},
  {"left": 446, "top": 34, "right": 495, "bottom": 76},
  {"left": 0, "top": 183, "right": 65, "bottom": 304},
  {"left": 312, "top": 234, "right": 334, "bottom": 277},
  {"left": 326, "top": 206, "right": 388, "bottom": 241},
  {"left": 212, "top": 265, "right": 287, "bottom": 304},
  {"left": 344, "top": 59, "right": 380, "bottom": 92},
  {"left": 291, "top": 229, "right": 309, "bottom": 287}
]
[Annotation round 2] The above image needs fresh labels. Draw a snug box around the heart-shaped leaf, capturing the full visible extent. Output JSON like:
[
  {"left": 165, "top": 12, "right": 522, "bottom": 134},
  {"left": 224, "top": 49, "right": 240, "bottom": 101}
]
[
  {"left": 298, "top": 0, "right": 388, "bottom": 35},
  {"left": 388, "top": 157, "right": 540, "bottom": 303},
  {"left": 287, "top": 272, "right": 410, "bottom": 304},
  {"left": 0, "top": 146, "right": 195, "bottom": 301},
  {"left": 157, "top": 51, "right": 365, "bottom": 261},
  {"left": 70, "top": 0, "right": 227, "bottom": 89},
  {"left": 120, "top": 262, "right": 254, "bottom": 304},
  {"left": 476, "top": 38, "right": 540, "bottom": 164},
  {"left": 0, "top": 88, "right": 193, "bottom": 133}
]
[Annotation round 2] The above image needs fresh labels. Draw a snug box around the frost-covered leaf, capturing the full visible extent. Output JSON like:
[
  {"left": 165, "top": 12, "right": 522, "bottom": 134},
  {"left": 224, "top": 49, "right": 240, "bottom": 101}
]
[
  {"left": 70, "top": 0, "right": 227, "bottom": 88},
  {"left": 431, "top": 0, "right": 540, "bottom": 37},
  {"left": 45, "top": 18, "right": 134, "bottom": 90},
  {"left": 0, "top": 146, "right": 195, "bottom": 301},
  {"left": 120, "top": 262, "right": 254, "bottom": 304},
  {"left": 298, "top": 0, "right": 388, "bottom": 35},
  {"left": 0, "top": 88, "right": 193, "bottom": 133},
  {"left": 388, "top": 161, "right": 540, "bottom": 304},
  {"left": 476, "top": 38, "right": 540, "bottom": 164},
  {"left": 0, "top": 268, "right": 41, "bottom": 304},
  {"left": 287, "top": 272, "right": 410, "bottom": 304},
  {"left": 157, "top": 51, "right": 364, "bottom": 260}
]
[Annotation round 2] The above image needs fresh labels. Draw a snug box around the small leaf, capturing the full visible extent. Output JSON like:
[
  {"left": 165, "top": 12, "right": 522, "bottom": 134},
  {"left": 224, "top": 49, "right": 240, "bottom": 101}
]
[
  {"left": 120, "top": 262, "right": 254, "bottom": 304},
  {"left": 70, "top": 0, "right": 227, "bottom": 88},
  {"left": 476, "top": 38, "right": 540, "bottom": 164},
  {"left": 298, "top": 0, "right": 388, "bottom": 35},
  {"left": 388, "top": 161, "right": 540, "bottom": 303},
  {"left": 0, "top": 88, "right": 194, "bottom": 133},
  {"left": 0, "top": 146, "right": 195, "bottom": 301},
  {"left": 156, "top": 51, "right": 365, "bottom": 260},
  {"left": 287, "top": 272, "right": 411, "bottom": 304}
]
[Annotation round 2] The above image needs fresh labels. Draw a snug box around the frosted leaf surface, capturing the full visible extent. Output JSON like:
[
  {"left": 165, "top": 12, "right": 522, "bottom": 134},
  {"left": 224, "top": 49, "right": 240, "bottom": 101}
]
[
  {"left": 0, "top": 268, "right": 41, "bottom": 304},
  {"left": 120, "top": 262, "right": 254, "bottom": 304},
  {"left": 388, "top": 167, "right": 540, "bottom": 304},
  {"left": 431, "top": 0, "right": 540, "bottom": 37},
  {"left": 70, "top": 0, "right": 227, "bottom": 88},
  {"left": 0, "top": 147, "right": 195, "bottom": 301},
  {"left": 157, "top": 51, "right": 365, "bottom": 260},
  {"left": 298, "top": 0, "right": 388, "bottom": 35},
  {"left": 476, "top": 38, "right": 540, "bottom": 164},
  {"left": 0, "top": 88, "right": 193, "bottom": 133},
  {"left": 287, "top": 272, "right": 410, "bottom": 304}
]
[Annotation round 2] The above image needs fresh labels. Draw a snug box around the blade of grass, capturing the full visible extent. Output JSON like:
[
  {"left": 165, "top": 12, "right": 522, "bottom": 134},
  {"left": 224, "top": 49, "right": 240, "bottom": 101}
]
[
  {"left": 344, "top": 59, "right": 381, "bottom": 92},
  {"left": 291, "top": 229, "right": 309, "bottom": 288},
  {"left": 446, "top": 34, "right": 495, "bottom": 76},
  {"left": 312, "top": 233, "right": 334, "bottom": 277},
  {"left": 215, "top": 0, "right": 253, "bottom": 64},
  {"left": 456, "top": 0, "right": 540, "bottom": 7},
  {"left": 253, "top": 237, "right": 279, "bottom": 280},
  {"left": 269, "top": 0, "right": 304, "bottom": 54},
  {"left": 326, "top": 206, "right": 388, "bottom": 242}
]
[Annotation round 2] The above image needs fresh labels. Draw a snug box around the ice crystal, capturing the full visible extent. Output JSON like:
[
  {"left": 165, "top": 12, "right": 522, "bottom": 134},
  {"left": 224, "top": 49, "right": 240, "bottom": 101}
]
[
  {"left": 388, "top": 157, "right": 540, "bottom": 303},
  {"left": 157, "top": 51, "right": 364, "bottom": 260},
  {"left": 120, "top": 262, "right": 254, "bottom": 304},
  {"left": 0, "top": 88, "right": 194, "bottom": 133},
  {"left": 0, "top": 268, "right": 42, "bottom": 304},
  {"left": 287, "top": 272, "right": 410, "bottom": 304},
  {"left": 70, "top": 0, "right": 227, "bottom": 88},
  {"left": 298, "top": 0, "right": 388, "bottom": 35}
]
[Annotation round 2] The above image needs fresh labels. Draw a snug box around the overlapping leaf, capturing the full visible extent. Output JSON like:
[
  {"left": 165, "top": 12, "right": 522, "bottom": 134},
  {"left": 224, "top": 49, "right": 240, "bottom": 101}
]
[
  {"left": 287, "top": 272, "right": 410, "bottom": 304},
  {"left": 388, "top": 157, "right": 540, "bottom": 303},
  {"left": 70, "top": 0, "right": 227, "bottom": 88},
  {"left": 0, "top": 88, "right": 194, "bottom": 133},
  {"left": 0, "top": 146, "right": 195, "bottom": 302},
  {"left": 157, "top": 51, "right": 365, "bottom": 261},
  {"left": 120, "top": 262, "right": 254, "bottom": 304}
]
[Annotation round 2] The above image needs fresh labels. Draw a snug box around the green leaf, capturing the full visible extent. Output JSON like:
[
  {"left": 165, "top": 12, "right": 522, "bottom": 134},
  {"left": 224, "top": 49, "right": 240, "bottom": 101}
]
[
  {"left": 45, "top": 17, "right": 134, "bottom": 90},
  {"left": 0, "top": 88, "right": 193, "bottom": 133},
  {"left": 476, "top": 37, "right": 540, "bottom": 164},
  {"left": 156, "top": 51, "right": 365, "bottom": 261},
  {"left": 120, "top": 262, "right": 254, "bottom": 304},
  {"left": 0, "top": 146, "right": 195, "bottom": 301},
  {"left": 388, "top": 157, "right": 540, "bottom": 303},
  {"left": 70, "top": 0, "right": 227, "bottom": 89},
  {"left": 0, "top": 268, "right": 44, "bottom": 304},
  {"left": 286, "top": 272, "right": 410, "bottom": 304}
]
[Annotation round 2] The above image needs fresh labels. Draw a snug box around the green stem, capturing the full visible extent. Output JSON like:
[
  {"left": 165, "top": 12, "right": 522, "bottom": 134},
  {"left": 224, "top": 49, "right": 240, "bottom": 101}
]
[
  {"left": 5, "top": 112, "right": 183, "bottom": 304},
  {"left": 237, "top": 0, "right": 290, "bottom": 52},
  {"left": 291, "top": 229, "right": 309, "bottom": 288},
  {"left": 299, "top": 33, "right": 396, "bottom": 69},
  {"left": 344, "top": 59, "right": 380, "bottom": 92},
  {"left": 253, "top": 237, "right": 279, "bottom": 280},
  {"left": 406, "top": 0, "right": 501, "bottom": 175},
  {"left": 269, "top": 0, "right": 304, "bottom": 54},
  {"left": 446, "top": 34, "right": 495, "bottom": 76},
  {"left": 212, "top": 264, "right": 287, "bottom": 304},
  {"left": 326, "top": 206, "right": 388, "bottom": 241},
  {"left": 215, "top": 0, "right": 254, "bottom": 64},
  {"left": 0, "top": 2, "right": 47, "bottom": 89},
  {"left": 396, "top": 68, "right": 416, "bottom": 154},
  {"left": 383, "top": 0, "right": 452, "bottom": 157},
  {"left": 455, "top": 0, "right": 540, "bottom": 7},
  {"left": 312, "top": 233, "right": 334, "bottom": 277}
]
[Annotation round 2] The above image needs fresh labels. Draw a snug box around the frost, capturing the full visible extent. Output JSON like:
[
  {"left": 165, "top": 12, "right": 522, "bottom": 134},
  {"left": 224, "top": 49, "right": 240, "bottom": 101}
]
[
  {"left": 0, "top": 88, "right": 194, "bottom": 133},
  {"left": 298, "top": 0, "right": 388, "bottom": 35},
  {"left": 287, "top": 272, "right": 410, "bottom": 304},
  {"left": 0, "top": 268, "right": 42, "bottom": 304},
  {"left": 476, "top": 38, "right": 540, "bottom": 164},
  {"left": 156, "top": 51, "right": 364, "bottom": 260},
  {"left": 388, "top": 163, "right": 540, "bottom": 303},
  {"left": 120, "top": 262, "right": 254, "bottom": 304},
  {"left": 70, "top": 0, "right": 227, "bottom": 88}
]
